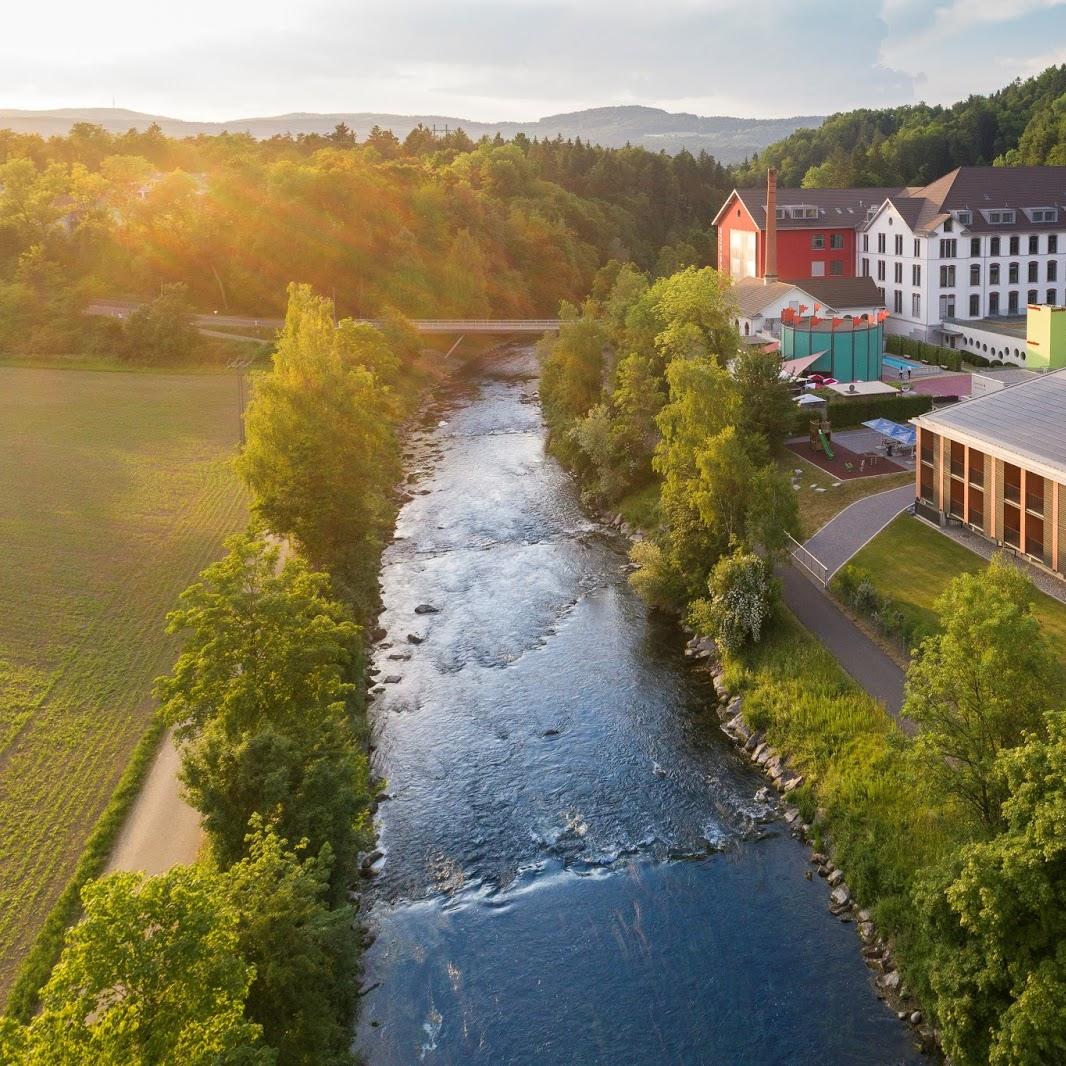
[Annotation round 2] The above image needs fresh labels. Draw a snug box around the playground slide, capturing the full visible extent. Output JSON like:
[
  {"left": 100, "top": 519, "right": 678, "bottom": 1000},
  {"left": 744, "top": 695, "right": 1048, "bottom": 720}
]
[{"left": 818, "top": 430, "right": 834, "bottom": 460}]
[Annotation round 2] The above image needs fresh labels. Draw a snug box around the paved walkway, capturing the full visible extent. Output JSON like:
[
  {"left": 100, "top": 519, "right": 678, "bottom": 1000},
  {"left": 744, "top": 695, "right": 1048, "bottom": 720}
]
[
  {"left": 804, "top": 484, "right": 915, "bottom": 577},
  {"left": 779, "top": 565, "right": 910, "bottom": 727}
]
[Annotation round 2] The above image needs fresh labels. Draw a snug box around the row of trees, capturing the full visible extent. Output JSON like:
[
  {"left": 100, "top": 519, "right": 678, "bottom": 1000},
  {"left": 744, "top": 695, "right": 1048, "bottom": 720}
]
[
  {"left": 539, "top": 263, "right": 797, "bottom": 633},
  {"left": 1, "top": 285, "right": 414, "bottom": 1062}
]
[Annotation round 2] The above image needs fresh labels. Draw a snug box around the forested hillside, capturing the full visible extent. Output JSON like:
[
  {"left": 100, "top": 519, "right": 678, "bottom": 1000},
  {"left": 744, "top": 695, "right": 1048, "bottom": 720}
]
[
  {"left": 733, "top": 65, "right": 1066, "bottom": 188},
  {"left": 0, "top": 122, "right": 730, "bottom": 355}
]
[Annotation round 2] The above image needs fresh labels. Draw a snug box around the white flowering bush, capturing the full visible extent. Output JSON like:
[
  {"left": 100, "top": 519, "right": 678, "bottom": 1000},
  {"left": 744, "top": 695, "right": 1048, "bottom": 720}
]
[{"left": 690, "top": 549, "right": 777, "bottom": 653}]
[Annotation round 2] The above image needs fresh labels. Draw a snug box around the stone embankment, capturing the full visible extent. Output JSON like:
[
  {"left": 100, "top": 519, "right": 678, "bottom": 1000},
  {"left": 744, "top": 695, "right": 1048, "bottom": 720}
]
[{"left": 682, "top": 631, "right": 939, "bottom": 1057}]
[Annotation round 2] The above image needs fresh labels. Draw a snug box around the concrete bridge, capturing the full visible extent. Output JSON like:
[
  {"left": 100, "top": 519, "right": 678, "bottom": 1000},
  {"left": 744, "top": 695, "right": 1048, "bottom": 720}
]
[{"left": 86, "top": 301, "right": 560, "bottom": 337}]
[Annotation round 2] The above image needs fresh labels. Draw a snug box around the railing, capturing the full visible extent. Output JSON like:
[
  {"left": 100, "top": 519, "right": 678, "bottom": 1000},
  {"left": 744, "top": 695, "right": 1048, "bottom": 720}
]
[{"left": 786, "top": 532, "right": 829, "bottom": 588}]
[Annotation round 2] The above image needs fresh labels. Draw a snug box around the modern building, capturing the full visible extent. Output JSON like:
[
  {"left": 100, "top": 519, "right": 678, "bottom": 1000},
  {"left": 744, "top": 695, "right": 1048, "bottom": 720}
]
[
  {"left": 859, "top": 166, "right": 1066, "bottom": 346},
  {"left": 913, "top": 369, "right": 1066, "bottom": 576}
]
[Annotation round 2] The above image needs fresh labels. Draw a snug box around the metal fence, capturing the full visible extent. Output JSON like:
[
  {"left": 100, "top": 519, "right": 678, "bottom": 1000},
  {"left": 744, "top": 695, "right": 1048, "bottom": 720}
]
[{"left": 786, "top": 531, "right": 829, "bottom": 587}]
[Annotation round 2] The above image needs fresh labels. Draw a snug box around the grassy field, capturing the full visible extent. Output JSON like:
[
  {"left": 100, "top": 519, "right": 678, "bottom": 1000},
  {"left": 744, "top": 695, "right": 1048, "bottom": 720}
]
[
  {"left": 0, "top": 366, "right": 247, "bottom": 999},
  {"left": 784, "top": 454, "right": 914, "bottom": 539},
  {"left": 843, "top": 513, "right": 1066, "bottom": 657}
]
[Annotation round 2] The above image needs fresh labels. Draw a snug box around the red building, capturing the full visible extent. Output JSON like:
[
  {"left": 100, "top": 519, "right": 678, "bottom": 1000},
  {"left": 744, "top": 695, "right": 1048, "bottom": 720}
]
[{"left": 712, "top": 175, "right": 899, "bottom": 284}]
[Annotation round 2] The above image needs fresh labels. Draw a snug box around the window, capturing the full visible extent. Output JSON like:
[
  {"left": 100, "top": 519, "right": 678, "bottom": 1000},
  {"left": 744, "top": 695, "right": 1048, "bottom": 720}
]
[
  {"left": 830, "top": 260, "right": 844, "bottom": 276},
  {"left": 970, "top": 237, "right": 981, "bottom": 256},
  {"left": 939, "top": 294, "right": 956, "bottom": 317},
  {"left": 956, "top": 210, "right": 972, "bottom": 225},
  {"left": 877, "top": 260, "right": 886, "bottom": 281},
  {"left": 1050, "top": 234, "right": 1058, "bottom": 254},
  {"left": 970, "top": 264, "right": 980, "bottom": 285},
  {"left": 1009, "top": 235, "right": 1020, "bottom": 255},
  {"left": 810, "top": 261, "right": 826, "bottom": 277},
  {"left": 939, "top": 239, "right": 957, "bottom": 258},
  {"left": 990, "top": 263, "right": 1000, "bottom": 284},
  {"left": 913, "top": 238, "right": 921, "bottom": 257},
  {"left": 1009, "top": 262, "right": 1019, "bottom": 284},
  {"left": 894, "top": 262, "right": 903, "bottom": 283},
  {"left": 912, "top": 293, "right": 921, "bottom": 317},
  {"left": 877, "top": 286, "right": 885, "bottom": 302},
  {"left": 987, "top": 210, "right": 1016, "bottom": 224},
  {"left": 1028, "top": 289, "right": 1038, "bottom": 305},
  {"left": 1008, "top": 291, "right": 1019, "bottom": 313},
  {"left": 990, "top": 292, "right": 1000, "bottom": 314},
  {"left": 990, "top": 236, "right": 1001, "bottom": 255},
  {"left": 811, "top": 234, "right": 826, "bottom": 249},
  {"left": 1049, "top": 261, "right": 1058, "bottom": 282},
  {"left": 940, "top": 265, "right": 956, "bottom": 287},
  {"left": 913, "top": 264, "right": 922, "bottom": 285},
  {"left": 1048, "top": 289, "right": 1057, "bottom": 305},
  {"left": 969, "top": 293, "right": 980, "bottom": 316},
  {"left": 1029, "top": 235, "right": 1039, "bottom": 255},
  {"left": 862, "top": 258, "right": 870, "bottom": 277},
  {"left": 943, "top": 218, "right": 953, "bottom": 232},
  {"left": 894, "top": 290, "right": 903, "bottom": 313},
  {"left": 894, "top": 234, "right": 903, "bottom": 255},
  {"left": 877, "top": 233, "right": 886, "bottom": 253},
  {"left": 831, "top": 233, "right": 845, "bottom": 249},
  {"left": 1030, "top": 208, "right": 1058, "bottom": 223}
]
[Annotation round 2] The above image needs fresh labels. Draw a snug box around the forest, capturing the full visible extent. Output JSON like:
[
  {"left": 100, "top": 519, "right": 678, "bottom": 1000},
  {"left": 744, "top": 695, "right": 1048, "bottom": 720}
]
[
  {"left": 0, "top": 120, "right": 731, "bottom": 357},
  {"left": 733, "top": 64, "right": 1066, "bottom": 188}
]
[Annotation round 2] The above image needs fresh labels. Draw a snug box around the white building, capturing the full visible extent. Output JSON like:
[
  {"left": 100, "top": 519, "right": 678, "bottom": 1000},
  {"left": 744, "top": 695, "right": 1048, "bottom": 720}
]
[
  {"left": 857, "top": 166, "right": 1066, "bottom": 361},
  {"left": 731, "top": 275, "right": 883, "bottom": 341}
]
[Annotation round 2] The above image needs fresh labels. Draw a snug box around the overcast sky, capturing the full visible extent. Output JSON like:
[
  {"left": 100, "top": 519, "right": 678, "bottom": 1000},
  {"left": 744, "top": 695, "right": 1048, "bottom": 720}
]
[{"left": 5, "top": 0, "right": 1066, "bottom": 120}]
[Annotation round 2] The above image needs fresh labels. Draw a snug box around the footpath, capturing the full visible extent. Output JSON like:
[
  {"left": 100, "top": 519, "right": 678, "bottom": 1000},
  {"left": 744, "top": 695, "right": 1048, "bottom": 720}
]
[{"left": 780, "top": 485, "right": 916, "bottom": 727}]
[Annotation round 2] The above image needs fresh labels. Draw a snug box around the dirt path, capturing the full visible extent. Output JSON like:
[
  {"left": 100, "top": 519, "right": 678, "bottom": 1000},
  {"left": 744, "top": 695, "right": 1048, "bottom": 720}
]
[{"left": 105, "top": 730, "right": 202, "bottom": 875}]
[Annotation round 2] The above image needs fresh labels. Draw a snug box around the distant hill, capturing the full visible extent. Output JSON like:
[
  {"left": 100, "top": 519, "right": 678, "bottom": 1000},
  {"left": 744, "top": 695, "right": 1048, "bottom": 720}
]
[{"left": 0, "top": 105, "right": 823, "bottom": 162}]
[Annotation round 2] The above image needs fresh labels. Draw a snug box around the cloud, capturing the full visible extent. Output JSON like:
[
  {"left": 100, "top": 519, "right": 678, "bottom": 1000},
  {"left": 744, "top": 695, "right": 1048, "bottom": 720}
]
[{"left": 0, "top": 0, "right": 1061, "bottom": 121}]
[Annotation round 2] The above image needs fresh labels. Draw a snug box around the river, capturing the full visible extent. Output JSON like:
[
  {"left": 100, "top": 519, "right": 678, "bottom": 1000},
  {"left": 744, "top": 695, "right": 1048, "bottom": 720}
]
[{"left": 354, "top": 345, "right": 921, "bottom": 1065}]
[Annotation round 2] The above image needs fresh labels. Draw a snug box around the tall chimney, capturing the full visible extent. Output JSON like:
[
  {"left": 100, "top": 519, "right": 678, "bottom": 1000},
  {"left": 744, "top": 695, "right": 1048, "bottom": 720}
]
[{"left": 764, "top": 167, "right": 778, "bottom": 284}]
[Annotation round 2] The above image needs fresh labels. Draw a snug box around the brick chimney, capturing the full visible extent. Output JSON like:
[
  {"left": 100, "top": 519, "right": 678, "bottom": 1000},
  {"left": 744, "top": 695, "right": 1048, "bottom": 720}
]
[{"left": 764, "top": 167, "right": 778, "bottom": 284}]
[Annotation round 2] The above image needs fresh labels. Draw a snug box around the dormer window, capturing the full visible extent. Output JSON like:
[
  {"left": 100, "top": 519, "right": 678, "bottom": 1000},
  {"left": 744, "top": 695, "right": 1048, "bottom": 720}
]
[
  {"left": 943, "top": 218, "right": 953, "bottom": 232},
  {"left": 955, "top": 210, "right": 972, "bottom": 225},
  {"left": 985, "top": 209, "right": 1016, "bottom": 224},
  {"left": 1028, "top": 207, "right": 1058, "bottom": 223}
]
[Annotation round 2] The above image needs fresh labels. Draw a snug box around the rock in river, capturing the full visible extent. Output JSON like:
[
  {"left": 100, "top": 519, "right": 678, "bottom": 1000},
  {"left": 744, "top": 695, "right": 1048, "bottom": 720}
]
[{"left": 414, "top": 603, "right": 440, "bottom": 614}]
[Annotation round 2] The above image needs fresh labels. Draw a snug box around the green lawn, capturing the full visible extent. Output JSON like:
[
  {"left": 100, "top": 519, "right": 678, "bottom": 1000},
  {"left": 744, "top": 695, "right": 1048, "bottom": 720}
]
[
  {"left": 783, "top": 454, "right": 914, "bottom": 540},
  {"left": 844, "top": 513, "right": 1066, "bottom": 656},
  {"left": 0, "top": 366, "right": 247, "bottom": 999}
]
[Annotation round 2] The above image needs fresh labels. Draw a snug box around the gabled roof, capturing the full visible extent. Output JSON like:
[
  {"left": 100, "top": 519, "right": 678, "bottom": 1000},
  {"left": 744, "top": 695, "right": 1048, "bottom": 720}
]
[
  {"left": 713, "top": 185, "right": 900, "bottom": 230},
  {"left": 883, "top": 166, "right": 1066, "bottom": 235},
  {"left": 791, "top": 275, "right": 884, "bottom": 310},
  {"left": 730, "top": 278, "right": 805, "bottom": 317},
  {"left": 914, "top": 368, "right": 1066, "bottom": 480}
]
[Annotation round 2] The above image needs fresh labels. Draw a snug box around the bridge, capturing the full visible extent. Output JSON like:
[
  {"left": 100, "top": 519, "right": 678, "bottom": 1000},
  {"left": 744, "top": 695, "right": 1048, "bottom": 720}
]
[{"left": 86, "top": 301, "right": 560, "bottom": 337}]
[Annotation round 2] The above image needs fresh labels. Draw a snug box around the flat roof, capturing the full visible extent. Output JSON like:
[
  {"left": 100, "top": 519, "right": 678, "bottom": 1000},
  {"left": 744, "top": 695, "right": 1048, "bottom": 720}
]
[
  {"left": 914, "top": 368, "right": 1066, "bottom": 479},
  {"left": 827, "top": 380, "right": 898, "bottom": 396},
  {"left": 973, "top": 367, "right": 1038, "bottom": 385},
  {"left": 947, "top": 316, "right": 1027, "bottom": 339}
]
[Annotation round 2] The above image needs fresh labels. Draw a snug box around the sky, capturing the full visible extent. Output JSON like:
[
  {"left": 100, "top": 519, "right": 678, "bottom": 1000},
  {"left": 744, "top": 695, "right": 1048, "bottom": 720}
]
[{"left": 4, "top": 0, "right": 1066, "bottom": 121}]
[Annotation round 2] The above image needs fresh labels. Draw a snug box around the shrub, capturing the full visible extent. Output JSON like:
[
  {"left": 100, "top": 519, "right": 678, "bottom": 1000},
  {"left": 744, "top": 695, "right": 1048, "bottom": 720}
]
[{"left": 688, "top": 549, "right": 778, "bottom": 653}]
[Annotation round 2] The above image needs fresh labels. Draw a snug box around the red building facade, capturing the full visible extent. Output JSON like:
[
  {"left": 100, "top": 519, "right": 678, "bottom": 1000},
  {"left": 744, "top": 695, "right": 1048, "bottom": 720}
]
[{"left": 713, "top": 181, "right": 898, "bottom": 284}]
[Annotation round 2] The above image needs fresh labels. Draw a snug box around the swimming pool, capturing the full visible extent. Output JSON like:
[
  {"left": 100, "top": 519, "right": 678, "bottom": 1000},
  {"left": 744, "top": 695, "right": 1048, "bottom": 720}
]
[{"left": 882, "top": 354, "right": 924, "bottom": 372}]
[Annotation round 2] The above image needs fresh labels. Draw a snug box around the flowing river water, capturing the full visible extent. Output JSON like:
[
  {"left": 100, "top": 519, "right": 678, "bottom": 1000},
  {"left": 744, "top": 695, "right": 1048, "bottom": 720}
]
[{"left": 354, "top": 346, "right": 922, "bottom": 1065}]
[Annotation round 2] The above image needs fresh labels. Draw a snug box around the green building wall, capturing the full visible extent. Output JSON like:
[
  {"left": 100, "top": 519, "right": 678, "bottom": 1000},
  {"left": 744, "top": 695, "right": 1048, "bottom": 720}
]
[{"left": 781, "top": 322, "right": 884, "bottom": 381}]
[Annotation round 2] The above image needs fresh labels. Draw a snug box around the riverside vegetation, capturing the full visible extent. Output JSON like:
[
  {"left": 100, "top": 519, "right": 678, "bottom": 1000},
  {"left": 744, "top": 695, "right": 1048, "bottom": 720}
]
[
  {"left": 1, "top": 285, "right": 418, "bottom": 1062},
  {"left": 540, "top": 262, "right": 1066, "bottom": 1064}
]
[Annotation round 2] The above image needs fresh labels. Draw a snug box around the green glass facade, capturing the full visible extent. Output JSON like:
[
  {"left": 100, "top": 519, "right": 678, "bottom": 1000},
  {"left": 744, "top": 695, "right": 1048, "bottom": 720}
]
[{"left": 781, "top": 321, "right": 884, "bottom": 381}]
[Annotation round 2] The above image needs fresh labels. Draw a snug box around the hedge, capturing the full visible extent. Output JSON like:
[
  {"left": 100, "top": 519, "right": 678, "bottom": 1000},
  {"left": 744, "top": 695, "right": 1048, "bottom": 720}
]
[
  {"left": 792, "top": 392, "right": 932, "bottom": 434},
  {"left": 884, "top": 333, "right": 963, "bottom": 372}
]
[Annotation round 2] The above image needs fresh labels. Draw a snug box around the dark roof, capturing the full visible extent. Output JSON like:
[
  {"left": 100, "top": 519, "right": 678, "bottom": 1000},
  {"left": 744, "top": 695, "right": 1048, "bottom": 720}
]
[
  {"left": 719, "top": 185, "right": 900, "bottom": 230},
  {"left": 887, "top": 166, "right": 1066, "bottom": 235},
  {"left": 789, "top": 275, "right": 884, "bottom": 310}
]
